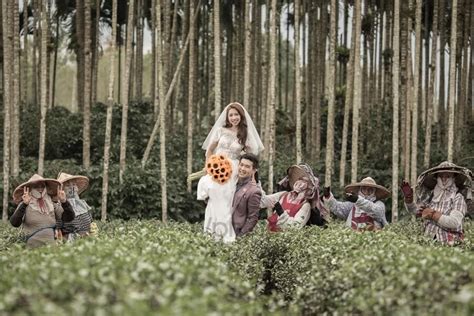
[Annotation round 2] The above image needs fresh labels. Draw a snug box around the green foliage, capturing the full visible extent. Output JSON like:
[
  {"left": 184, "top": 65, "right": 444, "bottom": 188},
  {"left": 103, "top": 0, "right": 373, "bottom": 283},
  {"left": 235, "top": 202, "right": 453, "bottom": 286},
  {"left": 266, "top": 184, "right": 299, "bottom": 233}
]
[
  {"left": 1, "top": 220, "right": 473, "bottom": 314},
  {"left": 0, "top": 221, "right": 275, "bottom": 315},
  {"left": 224, "top": 220, "right": 474, "bottom": 315}
]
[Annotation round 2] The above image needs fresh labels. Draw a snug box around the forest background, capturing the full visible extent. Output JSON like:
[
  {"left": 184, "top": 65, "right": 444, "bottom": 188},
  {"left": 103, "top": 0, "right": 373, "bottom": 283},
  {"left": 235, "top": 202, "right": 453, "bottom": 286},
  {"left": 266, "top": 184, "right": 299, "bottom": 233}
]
[{"left": 1, "top": 0, "right": 473, "bottom": 224}]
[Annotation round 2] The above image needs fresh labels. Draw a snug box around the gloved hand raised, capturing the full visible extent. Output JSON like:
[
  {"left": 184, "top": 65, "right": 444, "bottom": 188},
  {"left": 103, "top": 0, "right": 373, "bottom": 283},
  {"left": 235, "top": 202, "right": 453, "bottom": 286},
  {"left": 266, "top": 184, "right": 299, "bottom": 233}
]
[
  {"left": 400, "top": 180, "right": 414, "bottom": 203},
  {"left": 273, "top": 202, "right": 285, "bottom": 216},
  {"left": 345, "top": 192, "right": 358, "bottom": 203},
  {"left": 323, "top": 186, "right": 331, "bottom": 198}
]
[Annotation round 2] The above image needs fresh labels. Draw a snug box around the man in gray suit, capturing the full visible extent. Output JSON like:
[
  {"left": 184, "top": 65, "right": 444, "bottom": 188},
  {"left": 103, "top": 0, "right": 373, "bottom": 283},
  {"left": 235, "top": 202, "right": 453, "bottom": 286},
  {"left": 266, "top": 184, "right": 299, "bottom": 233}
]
[{"left": 232, "top": 153, "right": 262, "bottom": 237}]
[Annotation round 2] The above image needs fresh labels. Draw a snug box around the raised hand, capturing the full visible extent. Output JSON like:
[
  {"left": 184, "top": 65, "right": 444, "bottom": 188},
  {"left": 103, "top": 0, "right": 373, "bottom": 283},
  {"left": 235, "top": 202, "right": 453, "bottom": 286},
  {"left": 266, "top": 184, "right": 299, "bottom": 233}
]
[
  {"left": 400, "top": 180, "right": 414, "bottom": 203},
  {"left": 57, "top": 184, "right": 67, "bottom": 203},
  {"left": 345, "top": 192, "right": 358, "bottom": 203},
  {"left": 323, "top": 186, "right": 331, "bottom": 198},
  {"left": 22, "top": 187, "right": 31, "bottom": 205}
]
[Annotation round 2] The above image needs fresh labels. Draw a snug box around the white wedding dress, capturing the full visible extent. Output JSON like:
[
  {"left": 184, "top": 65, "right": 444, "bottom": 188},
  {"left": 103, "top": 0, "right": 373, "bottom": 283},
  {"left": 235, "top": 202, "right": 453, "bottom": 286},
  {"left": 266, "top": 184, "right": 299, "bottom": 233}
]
[{"left": 197, "top": 128, "right": 244, "bottom": 243}]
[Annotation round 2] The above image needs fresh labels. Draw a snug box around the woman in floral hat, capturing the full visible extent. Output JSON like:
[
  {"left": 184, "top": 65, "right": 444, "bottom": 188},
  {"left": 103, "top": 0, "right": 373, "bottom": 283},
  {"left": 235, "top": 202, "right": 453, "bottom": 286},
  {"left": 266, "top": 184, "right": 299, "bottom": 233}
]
[{"left": 9, "top": 174, "right": 75, "bottom": 249}]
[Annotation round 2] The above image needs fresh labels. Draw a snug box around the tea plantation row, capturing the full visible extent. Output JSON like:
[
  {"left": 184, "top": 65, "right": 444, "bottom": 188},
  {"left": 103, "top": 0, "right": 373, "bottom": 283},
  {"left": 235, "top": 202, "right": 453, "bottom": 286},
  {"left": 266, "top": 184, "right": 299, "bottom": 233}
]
[{"left": 0, "top": 219, "right": 472, "bottom": 315}]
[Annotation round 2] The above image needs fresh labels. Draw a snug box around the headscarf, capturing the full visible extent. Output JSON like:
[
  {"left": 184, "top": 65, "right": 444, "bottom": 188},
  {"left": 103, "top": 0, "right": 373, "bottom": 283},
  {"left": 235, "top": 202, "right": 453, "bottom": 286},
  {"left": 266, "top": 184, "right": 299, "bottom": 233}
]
[
  {"left": 359, "top": 188, "right": 377, "bottom": 202},
  {"left": 287, "top": 179, "right": 312, "bottom": 204},
  {"left": 432, "top": 176, "right": 457, "bottom": 203},
  {"left": 202, "top": 102, "right": 264, "bottom": 155},
  {"left": 64, "top": 183, "right": 91, "bottom": 216},
  {"left": 29, "top": 188, "right": 55, "bottom": 215}
]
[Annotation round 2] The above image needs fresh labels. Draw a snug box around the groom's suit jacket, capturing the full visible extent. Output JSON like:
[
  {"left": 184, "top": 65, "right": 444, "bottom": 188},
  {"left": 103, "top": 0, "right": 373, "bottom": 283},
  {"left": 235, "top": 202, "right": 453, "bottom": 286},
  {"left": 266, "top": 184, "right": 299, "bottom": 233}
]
[{"left": 232, "top": 179, "right": 262, "bottom": 237}]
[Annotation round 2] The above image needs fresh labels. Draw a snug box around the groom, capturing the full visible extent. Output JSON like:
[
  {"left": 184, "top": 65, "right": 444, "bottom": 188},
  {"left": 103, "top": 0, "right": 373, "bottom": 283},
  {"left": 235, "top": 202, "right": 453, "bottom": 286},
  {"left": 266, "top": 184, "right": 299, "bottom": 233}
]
[{"left": 232, "top": 153, "right": 262, "bottom": 237}]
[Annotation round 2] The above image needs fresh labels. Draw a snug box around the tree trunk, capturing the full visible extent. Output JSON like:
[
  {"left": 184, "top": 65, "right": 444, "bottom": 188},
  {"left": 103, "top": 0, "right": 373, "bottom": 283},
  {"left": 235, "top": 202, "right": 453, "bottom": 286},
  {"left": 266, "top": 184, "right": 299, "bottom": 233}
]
[
  {"left": 351, "top": 0, "right": 362, "bottom": 183},
  {"left": 150, "top": 0, "right": 156, "bottom": 113},
  {"left": 91, "top": 0, "right": 101, "bottom": 105},
  {"left": 135, "top": 0, "right": 144, "bottom": 101},
  {"left": 324, "top": 0, "right": 337, "bottom": 185},
  {"left": 76, "top": 0, "right": 85, "bottom": 111},
  {"left": 243, "top": 0, "right": 252, "bottom": 109},
  {"left": 22, "top": 0, "right": 28, "bottom": 105},
  {"left": 119, "top": 0, "right": 135, "bottom": 183},
  {"left": 447, "top": 0, "right": 458, "bottom": 161},
  {"left": 455, "top": 3, "right": 470, "bottom": 155},
  {"left": 400, "top": 4, "right": 409, "bottom": 178},
  {"left": 2, "top": 0, "right": 12, "bottom": 222},
  {"left": 295, "top": 0, "right": 303, "bottom": 164},
  {"left": 38, "top": 0, "right": 48, "bottom": 175},
  {"left": 11, "top": 0, "right": 20, "bottom": 177},
  {"left": 83, "top": 0, "right": 92, "bottom": 169},
  {"left": 213, "top": 0, "right": 222, "bottom": 120},
  {"left": 392, "top": 0, "right": 401, "bottom": 222},
  {"left": 423, "top": 0, "right": 439, "bottom": 168},
  {"left": 410, "top": 0, "right": 422, "bottom": 185},
  {"left": 51, "top": 14, "right": 59, "bottom": 108},
  {"left": 101, "top": 0, "right": 117, "bottom": 223},
  {"left": 156, "top": 1, "right": 168, "bottom": 223},
  {"left": 186, "top": 0, "right": 197, "bottom": 193},
  {"left": 339, "top": 4, "right": 356, "bottom": 187},
  {"left": 32, "top": 0, "right": 39, "bottom": 106},
  {"left": 267, "top": 0, "right": 278, "bottom": 199}
]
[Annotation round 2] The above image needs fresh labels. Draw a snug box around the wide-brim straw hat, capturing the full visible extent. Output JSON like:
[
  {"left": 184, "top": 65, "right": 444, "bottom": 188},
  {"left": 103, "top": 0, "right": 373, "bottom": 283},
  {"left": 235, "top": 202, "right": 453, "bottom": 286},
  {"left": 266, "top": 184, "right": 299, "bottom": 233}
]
[
  {"left": 12, "top": 174, "right": 61, "bottom": 204},
  {"left": 417, "top": 161, "right": 471, "bottom": 190},
  {"left": 57, "top": 172, "right": 90, "bottom": 194},
  {"left": 345, "top": 177, "right": 390, "bottom": 200}
]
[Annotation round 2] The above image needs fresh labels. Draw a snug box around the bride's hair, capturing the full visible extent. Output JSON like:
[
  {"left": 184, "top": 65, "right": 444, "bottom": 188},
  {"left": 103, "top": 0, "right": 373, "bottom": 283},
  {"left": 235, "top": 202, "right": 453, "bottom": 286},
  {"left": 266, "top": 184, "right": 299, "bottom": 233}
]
[{"left": 224, "top": 102, "right": 248, "bottom": 149}]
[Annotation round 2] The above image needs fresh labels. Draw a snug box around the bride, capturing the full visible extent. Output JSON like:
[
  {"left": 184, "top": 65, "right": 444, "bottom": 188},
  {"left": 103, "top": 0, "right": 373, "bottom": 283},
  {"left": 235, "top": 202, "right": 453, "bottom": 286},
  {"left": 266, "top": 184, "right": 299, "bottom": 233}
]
[{"left": 197, "top": 102, "right": 264, "bottom": 242}]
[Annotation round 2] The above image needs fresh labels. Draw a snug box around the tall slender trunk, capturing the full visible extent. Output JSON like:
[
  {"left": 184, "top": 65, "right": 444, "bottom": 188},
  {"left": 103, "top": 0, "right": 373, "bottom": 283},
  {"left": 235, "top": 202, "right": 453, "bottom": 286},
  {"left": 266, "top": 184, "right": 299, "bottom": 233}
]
[
  {"left": 11, "top": 0, "right": 20, "bottom": 177},
  {"left": 455, "top": 3, "right": 470, "bottom": 155},
  {"left": 447, "top": 0, "right": 458, "bottom": 161},
  {"left": 76, "top": 0, "right": 84, "bottom": 111},
  {"left": 267, "top": 0, "right": 278, "bottom": 198},
  {"left": 351, "top": 0, "right": 362, "bottom": 182},
  {"left": 392, "top": 0, "right": 401, "bottom": 222},
  {"left": 156, "top": 0, "right": 168, "bottom": 223},
  {"left": 213, "top": 0, "right": 222, "bottom": 120},
  {"left": 38, "top": 0, "right": 48, "bottom": 175},
  {"left": 295, "top": 0, "right": 302, "bottom": 163},
  {"left": 51, "top": 14, "right": 59, "bottom": 108},
  {"left": 101, "top": 0, "right": 117, "bottom": 222},
  {"left": 134, "top": 0, "right": 144, "bottom": 101},
  {"left": 2, "top": 0, "right": 12, "bottom": 221},
  {"left": 83, "top": 0, "right": 92, "bottom": 169},
  {"left": 22, "top": 0, "right": 28, "bottom": 105},
  {"left": 91, "top": 0, "right": 100, "bottom": 105},
  {"left": 424, "top": 0, "right": 439, "bottom": 168},
  {"left": 32, "top": 0, "right": 39, "bottom": 106},
  {"left": 339, "top": 5, "right": 356, "bottom": 187},
  {"left": 150, "top": 1, "right": 156, "bottom": 112},
  {"left": 186, "top": 0, "right": 197, "bottom": 193},
  {"left": 243, "top": 0, "right": 252, "bottom": 108},
  {"left": 410, "top": 0, "right": 422, "bottom": 185},
  {"left": 119, "top": 0, "right": 135, "bottom": 183},
  {"left": 400, "top": 5, "right": 409, "bottom": 178},
  {"left": 324, "top": 0, "right": 337, "bottom": 184}
]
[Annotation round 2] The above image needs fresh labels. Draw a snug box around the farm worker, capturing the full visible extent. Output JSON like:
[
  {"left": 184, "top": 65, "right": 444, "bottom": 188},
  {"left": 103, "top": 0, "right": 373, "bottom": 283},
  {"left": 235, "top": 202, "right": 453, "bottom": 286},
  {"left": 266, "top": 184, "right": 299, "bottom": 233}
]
[
  {"left": 322, "top": 177, "right": 389, "bottom": 231},
  {"left": 9, "top": 174, "right": 75, "bottom": 249},
  {"left": 56, "top": 172, "right": 95, "bottom": 239},
  {"left": 401, "top": 161, "right": 472, "bottom": 245}
]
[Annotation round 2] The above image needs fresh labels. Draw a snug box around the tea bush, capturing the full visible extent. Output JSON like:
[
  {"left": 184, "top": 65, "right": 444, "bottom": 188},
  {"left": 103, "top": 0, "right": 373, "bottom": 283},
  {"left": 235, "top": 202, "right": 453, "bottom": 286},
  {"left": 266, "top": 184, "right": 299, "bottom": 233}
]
[
  {"left": 0, "top": 221, "right": 278, "bottom": 315},
  {"left": 0, "top": 220, "right": 473, "bottom": 314}
]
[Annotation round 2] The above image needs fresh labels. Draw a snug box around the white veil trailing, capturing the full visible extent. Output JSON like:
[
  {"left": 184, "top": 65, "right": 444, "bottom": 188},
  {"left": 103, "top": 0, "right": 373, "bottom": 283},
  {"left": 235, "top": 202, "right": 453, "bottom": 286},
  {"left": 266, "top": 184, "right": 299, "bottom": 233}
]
[{"left": 202, "top": 102, "right": 265, "bottom": 155}]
